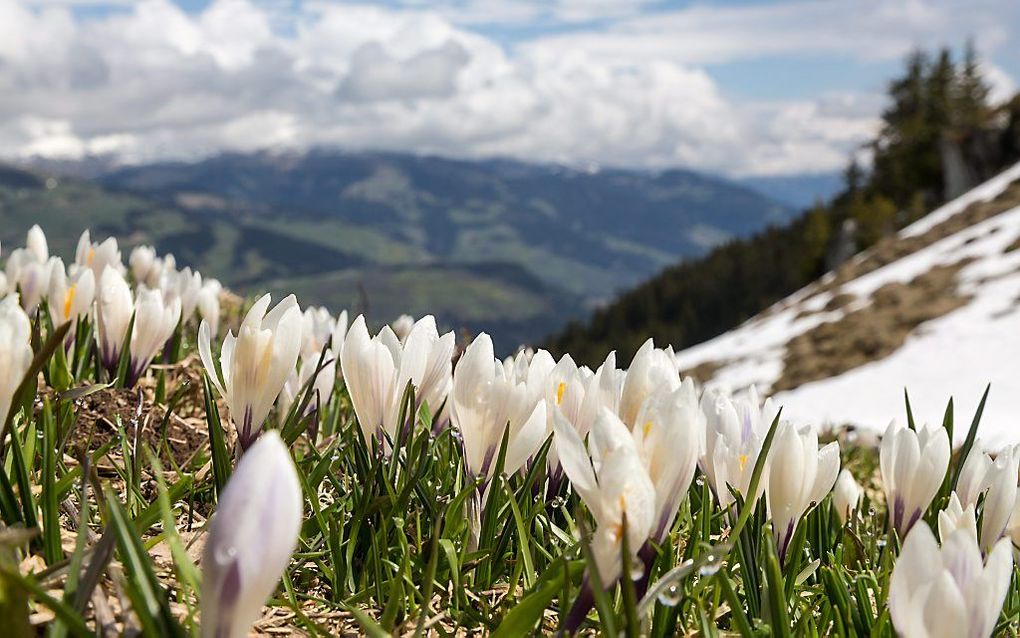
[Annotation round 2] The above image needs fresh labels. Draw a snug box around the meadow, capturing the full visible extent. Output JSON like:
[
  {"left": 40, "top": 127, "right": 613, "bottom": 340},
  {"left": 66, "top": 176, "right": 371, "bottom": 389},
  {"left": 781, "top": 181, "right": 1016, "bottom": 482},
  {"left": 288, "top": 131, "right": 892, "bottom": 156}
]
[{"left": 0, "top": 224, "right": 1017, "bottom": 637}]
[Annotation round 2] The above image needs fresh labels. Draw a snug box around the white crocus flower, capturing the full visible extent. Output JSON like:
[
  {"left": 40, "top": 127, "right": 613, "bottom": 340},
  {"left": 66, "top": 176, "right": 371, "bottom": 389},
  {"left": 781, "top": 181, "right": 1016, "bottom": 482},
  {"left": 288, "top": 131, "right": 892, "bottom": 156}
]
[
  {"left": 618, "top": 338, "right": 679, "bottom": 429},
  {"left": 279, "top": 349, "right": 337, "bottom": 425},
  {"left": 0, "top": 296, "right": 33, "bottom": 437},
  {"left": 632, "top": 379, "right": 705, "bottom": 541},
  {"left": 199, "top": 294, "right": 303, "bottom": 450},
  {"left": 938, "top": 492, "right": 978, "bottom": 542},
  {"left": 129, "top": 245, "right": 157, "bottom": 285},
  {"left": 5, "top": 250, "right": 54, "bottom": 314},
  {"left": 301, "top": 306, "right": 335, "bottom": 358},
  {"left": 1006, "top": 493, "right": 1020, "bottom": 564},
  {"left": 956, "top": 445, "right": 1020, "bottom": 552},
  {"left": 390, "top": 314, "right": 415, "bottom": 342},
  {"left": 26, "top": 224, "right": 49, "bottom": 263},
  {"left": 162, "top": 267, "right": 202, "bottom": 324},
  {"left": 554, "top": 408, "right": 656, "bottom": 584},
  {"left": 832, "top": 469, "right": 862, "bottom": 524},
  {"left": 201, "top": 431, "right": 302, "bottom": 638},
  {"left": 541, "top": 354, "right": 591, "bottom": 474},
  {"left": 47, "top": 259, "right": 95, "bottom": 342},
  {"left": 75, "top": 230, "right": 123, "bottom": 280},
  {"left": 330, "top": 309, "right": 349, "bottom": 355},
  {"left": 96, "top": 268, "right": 135, "bottom": 374},
  {"left": 127, "top": 286, "right": 181, "bottom": 387},
  {"left": 889, "top": 523, "right": 1012, "bottom": 638},
  {"left": 341, "top": 315, "right": 455, "bottom": 448},
  {"left": 880, "top": 422, "right": 951, "bottom": 535},
  {"left": 450, "top": 332, "right": 547, "bottom": 484},
  {"left": 701, "top": 386, "right": 778, "bottom": 510},
  {"left": 197, "top": 279, "right": 223, "bottom": 337},
  {"left": 766, "top": 422, "right": 840, "bottom": 560}
]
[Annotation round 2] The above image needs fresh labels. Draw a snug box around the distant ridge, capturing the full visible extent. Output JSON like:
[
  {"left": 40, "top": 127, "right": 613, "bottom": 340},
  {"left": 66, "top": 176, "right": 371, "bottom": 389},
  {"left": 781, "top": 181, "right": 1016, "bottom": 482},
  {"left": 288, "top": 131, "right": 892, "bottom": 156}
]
[{"left": 3, "top": 150, "right": 791, "bottom": 353}]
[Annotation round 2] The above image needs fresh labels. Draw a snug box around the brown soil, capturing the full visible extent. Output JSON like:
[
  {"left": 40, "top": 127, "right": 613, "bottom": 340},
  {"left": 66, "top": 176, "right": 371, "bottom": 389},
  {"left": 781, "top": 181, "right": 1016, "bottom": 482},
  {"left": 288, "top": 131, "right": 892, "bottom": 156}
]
[
  {"left": 773, "top": 260, "right": 972, "bottom": 392},
  {"left": 802, "top": 179, "right": 1020, "bottom": 305},
  {"left": 681, "top": 359, "right": 722, "bottom": 386}
]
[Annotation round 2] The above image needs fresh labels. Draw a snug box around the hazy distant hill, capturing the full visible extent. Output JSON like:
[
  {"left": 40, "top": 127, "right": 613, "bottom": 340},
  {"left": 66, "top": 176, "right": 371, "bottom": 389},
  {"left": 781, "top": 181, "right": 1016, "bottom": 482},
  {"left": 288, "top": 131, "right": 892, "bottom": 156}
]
[
  {"left": 6, "top": 150, "right": 791, "bottom": 351},
  {"left": 738, "top": 172, "right": 844, "bottom": 209}
]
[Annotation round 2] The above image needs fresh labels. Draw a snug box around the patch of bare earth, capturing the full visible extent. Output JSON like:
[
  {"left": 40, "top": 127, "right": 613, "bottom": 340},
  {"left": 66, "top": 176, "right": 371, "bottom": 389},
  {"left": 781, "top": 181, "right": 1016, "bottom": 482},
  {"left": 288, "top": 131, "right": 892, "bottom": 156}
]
[
  {"left": 773, "top": 260, "right": 972, "bottom": 392},
  {"left": 681, "top": 359, "right": 723, "bottom": 386},
  {"left": 803, "top": 179, "right": 1020, "bottom": 305}
]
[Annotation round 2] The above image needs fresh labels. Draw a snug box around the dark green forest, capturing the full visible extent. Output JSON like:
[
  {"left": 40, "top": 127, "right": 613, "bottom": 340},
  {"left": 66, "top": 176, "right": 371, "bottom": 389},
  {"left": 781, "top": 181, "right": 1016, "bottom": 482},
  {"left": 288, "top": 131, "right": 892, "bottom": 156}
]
[{"left": 547, "top": 42, "right": 1020, "bottom": 367}]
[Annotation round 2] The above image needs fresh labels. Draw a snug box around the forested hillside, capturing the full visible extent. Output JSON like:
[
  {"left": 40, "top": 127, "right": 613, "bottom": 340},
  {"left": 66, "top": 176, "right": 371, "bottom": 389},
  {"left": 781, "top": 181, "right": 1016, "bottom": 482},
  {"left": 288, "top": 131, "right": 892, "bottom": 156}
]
[{"left": 548, "top": 43, "right": 1020, "bottom": 367}]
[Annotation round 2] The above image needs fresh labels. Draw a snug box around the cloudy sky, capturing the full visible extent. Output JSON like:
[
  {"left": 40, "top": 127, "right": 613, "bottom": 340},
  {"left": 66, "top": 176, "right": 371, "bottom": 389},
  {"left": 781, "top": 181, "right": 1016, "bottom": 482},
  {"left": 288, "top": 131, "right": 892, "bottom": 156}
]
[{"left": 1, "top": 0, "right": 1017, "bottom": 176}]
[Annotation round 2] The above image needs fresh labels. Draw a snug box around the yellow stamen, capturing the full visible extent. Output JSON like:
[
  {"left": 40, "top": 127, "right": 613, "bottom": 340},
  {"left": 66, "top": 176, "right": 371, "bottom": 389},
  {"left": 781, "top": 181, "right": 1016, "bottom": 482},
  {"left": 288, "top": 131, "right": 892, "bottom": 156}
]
[
  {"left": 63, "top": 284, "right": 77, "bottom": 320},
  {"left": 611, "top": 495, "right": 628, "bottom": 540},
  {"left": 738, "top": 454, "right": 749, "bottom": 472},
  {"left": 556, "top": 381, "right": 566, "bottom": 405},
  {"left": 86, "top": 247, "right": 95, "bottom": 266},
  {"left": 643, "top": 420, "right": 653, "bottom": 437}
]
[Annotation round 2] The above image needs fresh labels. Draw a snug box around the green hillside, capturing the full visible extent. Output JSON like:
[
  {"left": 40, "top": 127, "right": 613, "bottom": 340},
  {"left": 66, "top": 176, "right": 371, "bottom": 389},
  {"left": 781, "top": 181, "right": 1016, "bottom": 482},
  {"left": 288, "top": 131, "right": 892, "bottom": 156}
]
[{"left": 5, "top": 151, "right": 789, "bottom": 351}]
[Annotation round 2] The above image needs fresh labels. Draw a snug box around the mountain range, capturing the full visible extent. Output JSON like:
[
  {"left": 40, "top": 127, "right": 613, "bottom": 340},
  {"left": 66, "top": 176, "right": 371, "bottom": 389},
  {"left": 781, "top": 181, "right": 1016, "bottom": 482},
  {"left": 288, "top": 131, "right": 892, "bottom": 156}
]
[{"left": 4, "top": 150, "right": 793, "bottom": 351}]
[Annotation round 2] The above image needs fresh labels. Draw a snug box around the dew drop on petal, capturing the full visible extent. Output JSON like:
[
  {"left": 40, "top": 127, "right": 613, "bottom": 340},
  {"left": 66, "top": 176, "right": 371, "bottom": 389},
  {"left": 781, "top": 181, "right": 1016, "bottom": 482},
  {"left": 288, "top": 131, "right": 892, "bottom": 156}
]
[{"left": 629, "top": 555, "right": 645, "bottom": 581}]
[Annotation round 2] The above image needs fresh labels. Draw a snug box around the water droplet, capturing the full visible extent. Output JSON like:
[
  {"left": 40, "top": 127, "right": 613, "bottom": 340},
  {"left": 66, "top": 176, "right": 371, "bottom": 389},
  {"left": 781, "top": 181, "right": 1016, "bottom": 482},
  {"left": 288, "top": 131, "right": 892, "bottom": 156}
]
[
  {"left": 657, "top": 583, "right": 682, "bottom": 607},
  {"left": 214, "top": 544, "right": 237, "bottom": 563},
  {"left": 698, "top": 553, "right": 722, "bottom": 577},
  {"left": 629, "top": 555, "right": 645, "bottom": 581},
  {"left": 876, "top": 539, "right": 887, "bottom": 550},
  {"left": 548, "top": 496, "right": 565, "bottom": 509}
]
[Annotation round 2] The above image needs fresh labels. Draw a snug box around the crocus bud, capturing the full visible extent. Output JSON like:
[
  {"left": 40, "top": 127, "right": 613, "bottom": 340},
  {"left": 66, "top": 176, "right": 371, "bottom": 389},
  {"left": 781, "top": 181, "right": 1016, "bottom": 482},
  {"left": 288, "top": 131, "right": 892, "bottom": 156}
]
[
  {"left": 389, "top": 314, "right": 415, "bottom": 342},
  {"left": 279, "top": 349, "right": 336, "bottom": 425},
  {"left": 956, "top": 445, "right": 1020, "bottom": 552},
  {"left": 197, "top": 279, "right": 222, "bottom": 337},
  {"left": 129, "top": 245, "right": 156, "bottom": 284},
  {"left": 300, "top": 306, "right": 335, "bottom": 358},
  {"left": 128, "top": 286, "right": 181, "bottom": 387},
  {"left": 450, "top": 332, "right": 545, "bottom": 484},
  {"left": 201, "top": 431, "right": 303, "bottom": 638},
  {"left": 1006, "top": 493, "right": 1020, "bottom": 564},
  {"left": 162, "top": 267, "right": 202, "bottom": 324},
  {"left": 890, "top": 523, "right": 1011, "bottom": 638},
  {"left": 26, "top": 224, "right": 49, "bottom": 263},
  {"left": 330, "top": 309, "right": 349, "bottom": 356},
  {"left": 0, "top": 296, "right": 33, "bottom": 437},
  {"left": 938, "top": 492, "right": 978, "bottom": 542},
  {"left": 96, "top": 268, "right": 134, "bottom": 375},
  {"left": 700, "top": 386, "right": 778, "bottom": 510},
  {"left": 198, "top": 294, "right": 303, "bottom": 450},
  {"left": 880, "top": 421, "right": 950, "bottom": 535},
  {"left": 5, "top": 250, "right": 53, "bottom": 314},
  {"left": 75, "top": 230, "right": 123, "bottom": 280},
  {"left": 766, "top": 422, "right": 840, "bottom": 560},
  {"left": 47, "top": 258, "right": 95, "bottom": 329},
  {"left": 618, "top": 338, "right": 679, "bottom": 429},
  {"left": 832, "top": 469, "right": 862, "bottom": 524}
]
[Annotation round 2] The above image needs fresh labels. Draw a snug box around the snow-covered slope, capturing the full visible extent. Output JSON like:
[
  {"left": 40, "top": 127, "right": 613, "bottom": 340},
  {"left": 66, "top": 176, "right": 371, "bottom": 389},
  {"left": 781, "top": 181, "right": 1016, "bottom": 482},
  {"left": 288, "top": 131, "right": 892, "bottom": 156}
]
[{"left": 676, "top": 161, "right": 1020, "bottom": 444}]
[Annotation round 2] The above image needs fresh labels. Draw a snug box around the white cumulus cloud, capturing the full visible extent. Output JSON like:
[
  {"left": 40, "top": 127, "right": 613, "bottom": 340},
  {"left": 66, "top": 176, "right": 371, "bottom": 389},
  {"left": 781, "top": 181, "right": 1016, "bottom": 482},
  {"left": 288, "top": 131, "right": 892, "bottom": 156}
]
[{"left": 0, "top": 0, "right": 1014, "bottom": 176}]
